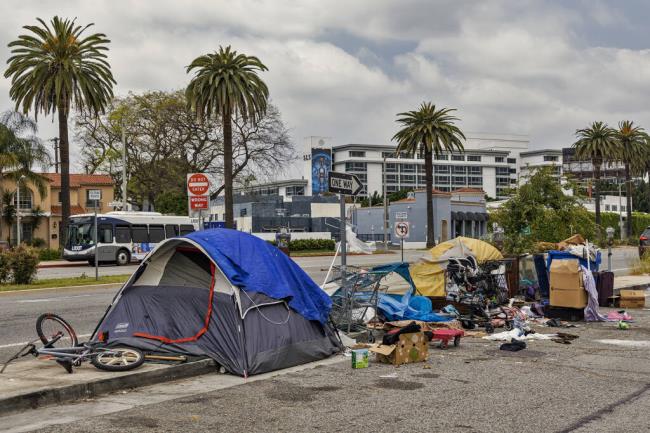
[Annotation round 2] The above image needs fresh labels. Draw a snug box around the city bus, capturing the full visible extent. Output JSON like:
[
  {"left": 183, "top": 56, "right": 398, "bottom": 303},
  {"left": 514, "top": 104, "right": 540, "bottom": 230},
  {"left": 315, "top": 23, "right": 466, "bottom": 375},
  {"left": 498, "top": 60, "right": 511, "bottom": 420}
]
[{"left": 63, "top": 211, "right": 197, "bottom": 265}]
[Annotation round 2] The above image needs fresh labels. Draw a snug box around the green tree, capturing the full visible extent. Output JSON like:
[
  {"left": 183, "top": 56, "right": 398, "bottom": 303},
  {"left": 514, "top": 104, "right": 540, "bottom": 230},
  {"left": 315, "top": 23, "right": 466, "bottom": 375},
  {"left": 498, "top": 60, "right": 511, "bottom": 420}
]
[
  {"left": 5, "top": 16, "right": 115, "bottom": 244},
  {"left": 614, "top": 121, "right": 650, "bottom": 237},
  {"left": 490, "top": 167, "right": 596, "bottom": 254},
  {"left": 154, "top": 190, "right": 189, "bottom": 215},
  {"left": 186, "top": 46, "right": 269, "bottom": 228},
  {"left": 572, "top": 121, "right": 618, "bottom": 227},
  {"left": 392, "top": 103, "right": 465, "bottom": 247}
]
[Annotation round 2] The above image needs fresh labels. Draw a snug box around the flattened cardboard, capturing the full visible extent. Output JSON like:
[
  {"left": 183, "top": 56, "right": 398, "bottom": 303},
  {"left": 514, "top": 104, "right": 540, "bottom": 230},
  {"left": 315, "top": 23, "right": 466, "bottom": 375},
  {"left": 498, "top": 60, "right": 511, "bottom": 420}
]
[
  {"left": 369, "top": 332, "right": 428, "bottom": 366},
  {"left": 550, "top": 259, "right": 587, "bottom": 308}
]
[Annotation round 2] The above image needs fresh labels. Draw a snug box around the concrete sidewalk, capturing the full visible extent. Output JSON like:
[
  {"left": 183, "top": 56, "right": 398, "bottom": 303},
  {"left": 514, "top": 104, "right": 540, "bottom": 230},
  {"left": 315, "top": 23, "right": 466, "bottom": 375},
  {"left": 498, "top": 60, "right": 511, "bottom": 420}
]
[
  {"left": 37, "top": 260, "right": 87, "bottom": 269},
  {"left": 614, "top": 274, "right": 650, "bottom": 293},
  {"left": 0, "top": 357, "right": 216, "bottom": 416}
]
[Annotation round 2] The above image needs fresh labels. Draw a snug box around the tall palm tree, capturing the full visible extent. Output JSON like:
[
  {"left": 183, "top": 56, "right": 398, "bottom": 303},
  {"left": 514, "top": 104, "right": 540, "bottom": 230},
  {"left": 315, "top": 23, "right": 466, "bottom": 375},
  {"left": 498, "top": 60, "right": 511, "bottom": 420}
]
[
  {"left": 614, "top": 121, "right": 650, "bottom": 238},
  {"left": 186, "top": 46, "right": 269, "bottom": 228},
  {"left": 5, "top": 16, "right": 115, "bottom": 245},
  {"left": 392, "top": 103, "right": 465, "bottom": 248},
  {"left": 573, "top": 121, "right": 618, "bottom": 227}
]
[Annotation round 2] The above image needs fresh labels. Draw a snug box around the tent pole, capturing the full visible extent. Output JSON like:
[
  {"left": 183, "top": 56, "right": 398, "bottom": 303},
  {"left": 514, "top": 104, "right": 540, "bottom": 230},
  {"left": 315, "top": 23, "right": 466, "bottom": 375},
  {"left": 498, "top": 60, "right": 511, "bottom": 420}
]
[{"left": 322, "top": 242, "right": 340, "bottom": 288}]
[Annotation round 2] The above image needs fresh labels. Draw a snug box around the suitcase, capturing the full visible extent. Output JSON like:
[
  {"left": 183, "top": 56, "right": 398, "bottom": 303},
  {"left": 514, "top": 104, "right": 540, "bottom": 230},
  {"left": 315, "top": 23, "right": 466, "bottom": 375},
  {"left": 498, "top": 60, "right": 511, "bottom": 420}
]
[
  {"left": 593, "top": 271, "right": 614, "bottom": 307},
  {"left": 545, "top": 306, "right": 584, "bottom": 322}
]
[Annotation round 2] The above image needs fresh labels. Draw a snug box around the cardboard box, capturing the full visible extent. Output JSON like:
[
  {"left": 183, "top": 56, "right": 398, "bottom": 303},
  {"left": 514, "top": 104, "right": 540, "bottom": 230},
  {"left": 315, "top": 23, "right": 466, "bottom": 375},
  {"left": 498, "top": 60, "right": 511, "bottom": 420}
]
[
  {"left": 550, "top": 259, "right": 588, "bottom": 308},
  {"left": 351, "top": 348, "right": 369, "bottom": 369},
  {"left": 619, "top": 290, "right": 646, "bottom": 309},
  {"left": 369, "top": 332, "right": 428, "bottom": 366}
]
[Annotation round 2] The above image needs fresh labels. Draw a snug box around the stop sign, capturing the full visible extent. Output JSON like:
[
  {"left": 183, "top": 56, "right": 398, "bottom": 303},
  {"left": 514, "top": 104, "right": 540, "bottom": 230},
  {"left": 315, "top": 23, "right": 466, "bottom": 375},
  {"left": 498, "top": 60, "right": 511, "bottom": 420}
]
[{"left": 187, "top": 173, "right": 210, "bottom": 196}]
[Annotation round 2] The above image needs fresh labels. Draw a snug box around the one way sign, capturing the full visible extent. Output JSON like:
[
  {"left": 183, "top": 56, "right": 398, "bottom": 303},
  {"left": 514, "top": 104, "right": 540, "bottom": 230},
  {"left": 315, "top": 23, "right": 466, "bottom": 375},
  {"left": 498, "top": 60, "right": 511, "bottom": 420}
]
[{"left": 328, "top": 171, "right": 364, "bottom": 196}]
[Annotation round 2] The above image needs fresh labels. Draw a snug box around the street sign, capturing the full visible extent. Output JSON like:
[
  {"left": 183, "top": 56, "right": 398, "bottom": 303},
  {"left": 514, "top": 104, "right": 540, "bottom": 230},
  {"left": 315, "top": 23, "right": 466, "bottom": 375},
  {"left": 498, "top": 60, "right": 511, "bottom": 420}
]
[
  {"left": 190, "top": 195, "right": 209, "bottom": 210},
  {"left": 328, "top": 171, "right": 363, "bottom": 196},
  {"left": 394, "top": 221, "right": 410, "bottom": 239},
  {"left": 108, "top": 201, "right": 122, "bottom": 208},
  {"left": 187, "top": 173, "right": 210, "bottom": 196},
  {"left": 395, "top": 211, "right": 408, "bottom": 220},
  {"left": 88, "top": 189, "right": 101, "bottom": 201}
]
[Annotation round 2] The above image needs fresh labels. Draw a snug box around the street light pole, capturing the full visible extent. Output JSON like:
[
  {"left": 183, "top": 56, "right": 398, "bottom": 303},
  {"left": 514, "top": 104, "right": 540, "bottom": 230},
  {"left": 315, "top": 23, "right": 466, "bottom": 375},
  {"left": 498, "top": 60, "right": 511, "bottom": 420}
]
[
  {"left": 121, "top": 123, "right": 128, "bottom": 210},
  {"left": 383, "top": 155, "right": 388, "bottom": 249},
  {"left": 619, "top": 183, "right": 624, "bottom": 241}
]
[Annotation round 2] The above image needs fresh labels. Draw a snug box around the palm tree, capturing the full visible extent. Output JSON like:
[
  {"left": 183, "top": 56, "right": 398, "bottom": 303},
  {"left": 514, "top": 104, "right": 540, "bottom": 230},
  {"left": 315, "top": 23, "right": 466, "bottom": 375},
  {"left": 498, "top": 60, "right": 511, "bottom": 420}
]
[
  {"left": 392, "top": 103, "right": 465, "bottom": 248},
  {"left": 573, "top": 121, "right": 618, "bottom": 227},
  {"left": 4, "top": 16, "right": 115, "bottom": 245},
  {"left": 614, "top": 121, "right": 650, "bottom": 238},
  {"left": 186, "top": 46, "right": 269, "bottom": 228}
]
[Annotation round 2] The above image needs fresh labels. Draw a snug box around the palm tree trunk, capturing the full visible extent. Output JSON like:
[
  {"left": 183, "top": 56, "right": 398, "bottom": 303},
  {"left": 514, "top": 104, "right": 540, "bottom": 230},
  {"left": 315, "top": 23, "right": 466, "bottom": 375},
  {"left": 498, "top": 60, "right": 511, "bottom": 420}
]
[
  {"left": 223, "top": 108, "right": 234, "bottom": 229},
  {"left": 424, "top": 146, "right": 435, "bottom": 248},
  {"left": 625, "top": 162, "right": 633, "bottom": 238},
  {"left": 58, "top": 107, "right": 71, "bottom": 248},
  {"left": 594, "top": 162, "right": 601, "bottom": 227}
]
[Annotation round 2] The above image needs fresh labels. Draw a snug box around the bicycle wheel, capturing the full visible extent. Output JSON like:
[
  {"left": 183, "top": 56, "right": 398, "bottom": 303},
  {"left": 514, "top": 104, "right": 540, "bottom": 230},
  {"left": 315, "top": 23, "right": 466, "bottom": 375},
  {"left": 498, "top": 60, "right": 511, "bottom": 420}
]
[
  {"left": 36, "top": 313, "right": 78, "bottom": 348},
  {"left": 91, "top": 347, "right": 145, "bottom": 372}
]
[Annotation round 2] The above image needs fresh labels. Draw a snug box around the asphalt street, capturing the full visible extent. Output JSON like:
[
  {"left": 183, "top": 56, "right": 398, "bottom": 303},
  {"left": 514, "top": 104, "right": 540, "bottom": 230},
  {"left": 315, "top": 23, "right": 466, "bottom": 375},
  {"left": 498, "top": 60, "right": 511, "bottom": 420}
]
[
  {"left": 0, "top": 248, "right": 639, "bottom": 365},
  {"left": 5, "top": 307, "right": 650, "bottom": 433}
]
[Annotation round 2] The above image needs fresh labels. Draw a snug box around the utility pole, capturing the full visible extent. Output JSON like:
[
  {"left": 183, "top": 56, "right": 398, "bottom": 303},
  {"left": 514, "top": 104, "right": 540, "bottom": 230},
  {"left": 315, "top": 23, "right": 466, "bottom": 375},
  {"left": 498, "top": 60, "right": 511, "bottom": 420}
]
[
  {"left": 16, "top": 175, "right": 25, "bottom": 245},
  {"left": 121, "top": 123, "right": 127, "bottom": 210},
  {"left": 619, "top": 182, "right": 624, "bottom": 241},
  {"left": 383, "top": 155, "right": 388, "bottom": 249}
]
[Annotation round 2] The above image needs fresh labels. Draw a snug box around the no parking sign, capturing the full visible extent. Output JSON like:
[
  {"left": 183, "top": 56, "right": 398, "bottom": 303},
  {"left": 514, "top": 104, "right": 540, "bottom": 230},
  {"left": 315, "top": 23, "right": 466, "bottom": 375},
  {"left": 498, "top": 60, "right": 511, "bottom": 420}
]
[{"left": 394, "top": 221, "right": 410, "bottom": 239}]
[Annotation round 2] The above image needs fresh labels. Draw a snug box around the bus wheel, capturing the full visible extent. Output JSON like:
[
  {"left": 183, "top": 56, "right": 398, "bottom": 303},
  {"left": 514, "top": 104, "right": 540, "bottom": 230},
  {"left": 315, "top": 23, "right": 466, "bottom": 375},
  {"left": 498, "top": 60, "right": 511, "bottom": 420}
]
[
  {"left": 116, "top": 249, "right": 130, "bottom": 266},
  {"left": 88, "top": 259, "right": 96, "bottom": 266}
]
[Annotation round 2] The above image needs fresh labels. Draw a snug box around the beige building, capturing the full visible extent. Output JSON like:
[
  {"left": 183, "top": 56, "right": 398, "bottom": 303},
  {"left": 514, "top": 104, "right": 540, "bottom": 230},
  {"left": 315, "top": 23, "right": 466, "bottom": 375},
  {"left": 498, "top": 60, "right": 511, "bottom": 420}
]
[{"left": 0, "top": 173, "right": 115, "bottom": 249}]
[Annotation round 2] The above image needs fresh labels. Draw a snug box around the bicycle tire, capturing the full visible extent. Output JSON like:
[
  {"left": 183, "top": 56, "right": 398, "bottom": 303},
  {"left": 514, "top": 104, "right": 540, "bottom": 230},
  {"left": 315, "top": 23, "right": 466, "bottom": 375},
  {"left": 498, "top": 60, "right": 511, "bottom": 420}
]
[
  {"left": 36, "top": 313, "right": 78, "bottom": 348},
  {"left": 91, "top": 347, "right": 145, "bottom": 372}
]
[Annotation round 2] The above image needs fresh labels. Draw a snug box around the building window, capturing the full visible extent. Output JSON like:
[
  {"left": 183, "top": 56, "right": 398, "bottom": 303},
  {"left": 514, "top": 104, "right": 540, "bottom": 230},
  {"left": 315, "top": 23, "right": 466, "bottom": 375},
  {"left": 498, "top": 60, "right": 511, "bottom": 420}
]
[
  {"left": 349, "top": 151, "right": 366, "bottom": 158},
  {"left": 435, "top": 153, "right": 448, "bottom": 160},
  {"left": 452, "top": 176, "right": 466, "bottom": 185},
  {"left": 435, "top": 165, "right": 450, "bottom": 173},
  {"left": 544, "top": 155, "right": 559, "bottom": 162},
  {"left": 510, "top": 178, "right": 517, "bottom": 184},
  {"left": 400, "top": 174, "right": 415, "bottom": 184},
  {"left": 452, "top": 166, "right": 466, "bottom": 174},
  {"left": 286, "top": 186, "right": 305, "bottom": 196},
  {"left": 13, "top": 186, "right": 33, "bottom": 210},
  {"left": 622, "top": 205, "right": 626, "bottom": 211},
  {"left": 468, "top": 176, "right": 483, "bottom": 186},
  {"left": 417, "top": 175, "right": 426, "bottom": 185},
  {"left": 400, "top": 164, "right": 416, "bottom": 173},
  {"left": 240, "top": 208, "right": 248, "bottom": 217},
  {"left": 468, "top": 166, "right": 482, "bottom": 175},
  {"left": 507, "top": 158, "right": 517, "bottom": 164},
  {"left": 387, "top": 185, "right": 398, "bottom": 193},
  {"left": 386, "top": 174, "right": 398, "bottom": 183},
  {"left": 437, "top": 186, "right": 450, "bottom": 192},
  {"left": 57, "top": 192, "right": 62, "bottom": 203},
  {"left": 435, "top": 175, "right": 450, "bottom": 184},
  {"left": 345, "top": 162, "right": 367, "bottom": 172},
  {"left": 605, "top": 205, "right": 610, "bottom": 211},
  {"left": 467, "top": 155, "right": 481, "bottom": 162},
  {"left": 451, "top": 154, "right": 464, "bottom": 161},
  {"left": 496, "top": 177, "right": 510, "bottom": 186},
  {"left": 382, "top": 151, "right": 395, "bottom": 158},
  {"left": 495, "top": 157, "right": 505, "bottom": 163},
  {"left": 611, "top": 205, "right": 618, "bottom": 211},
  {"left": 384, "top": 163, "right": 398, "bottom": 173},
  {"left": 509, "top": 168, "right": 517, "bottom": 174},
  {"left": 496, "top": 167, "right": 510, "bottom": 176}
]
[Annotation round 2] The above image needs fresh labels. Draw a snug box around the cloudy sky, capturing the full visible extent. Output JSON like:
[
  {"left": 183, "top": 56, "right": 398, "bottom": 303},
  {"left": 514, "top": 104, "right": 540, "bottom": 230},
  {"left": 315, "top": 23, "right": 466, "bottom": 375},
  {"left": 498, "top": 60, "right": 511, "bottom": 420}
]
[{"left": 2, "top": 0, "right": 650, "bottom": 176}]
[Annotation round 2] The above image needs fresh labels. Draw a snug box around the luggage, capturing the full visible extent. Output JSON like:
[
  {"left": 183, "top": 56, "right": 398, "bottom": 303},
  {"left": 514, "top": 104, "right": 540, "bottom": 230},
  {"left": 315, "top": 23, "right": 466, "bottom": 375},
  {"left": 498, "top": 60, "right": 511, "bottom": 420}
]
[
  {"left": 593, "top": 271, "right": 614, "bottom": 307},
  {"left": 545, "top": 306, "right": 584, "bottom": 322}
]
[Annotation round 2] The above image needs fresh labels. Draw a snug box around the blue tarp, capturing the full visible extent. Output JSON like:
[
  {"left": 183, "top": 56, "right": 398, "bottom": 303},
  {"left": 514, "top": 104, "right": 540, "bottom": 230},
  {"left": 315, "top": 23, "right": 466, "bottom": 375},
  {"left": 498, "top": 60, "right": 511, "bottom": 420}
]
[
  {"left": 185, "top": 229, "right": 332, "bottom": 324},
  {"left": 374, "top": 262, "right": 452, "bottom": 322},
  {"left": 546, "top": 250, "right": 601, "bottom": 272}
]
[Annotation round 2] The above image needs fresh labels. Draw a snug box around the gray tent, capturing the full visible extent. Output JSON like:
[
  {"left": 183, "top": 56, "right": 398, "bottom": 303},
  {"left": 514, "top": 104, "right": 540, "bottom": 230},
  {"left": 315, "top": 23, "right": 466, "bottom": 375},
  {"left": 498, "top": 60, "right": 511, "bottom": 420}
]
[{"left": 93, "top": 229, "right": 341, "bottom": 377}]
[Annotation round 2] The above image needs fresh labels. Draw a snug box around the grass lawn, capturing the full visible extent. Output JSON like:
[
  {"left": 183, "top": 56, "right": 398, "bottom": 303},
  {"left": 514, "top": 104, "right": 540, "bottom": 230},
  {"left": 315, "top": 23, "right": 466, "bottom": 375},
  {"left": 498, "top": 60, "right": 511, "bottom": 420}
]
[
  {"left": 289, "top": 249, "right": 394, "bottom": 257},
  {"left": 0, "top": 274, "right": 130, "bottom": 292}
]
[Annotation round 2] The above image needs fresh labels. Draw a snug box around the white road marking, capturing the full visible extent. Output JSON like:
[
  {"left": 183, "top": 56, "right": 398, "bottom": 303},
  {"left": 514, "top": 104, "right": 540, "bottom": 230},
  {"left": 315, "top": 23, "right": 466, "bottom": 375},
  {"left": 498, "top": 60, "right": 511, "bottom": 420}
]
[
  {"left": 14, "top": 294, "right": 94, "bottom": 304},
  {"left": 0, "top": 334, "right": 92, "bottom": 349}
]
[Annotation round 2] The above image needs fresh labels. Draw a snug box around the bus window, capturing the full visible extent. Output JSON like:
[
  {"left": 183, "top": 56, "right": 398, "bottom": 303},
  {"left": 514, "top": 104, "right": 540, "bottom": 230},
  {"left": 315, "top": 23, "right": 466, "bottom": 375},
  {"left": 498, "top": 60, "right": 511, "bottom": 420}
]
[
  {"left": 165, "top": 224, "right": 179, "bottom": 238},
  {"left": 180, "top": 224, "right": 195, "bottom": 236},
  {"left": 98, "top": 224, "right": 113, "bottom": 243},
  {"left": 116, "top": 226, "right": 131, "bottom": 243},
  {"left": 132, "top": 225, "right": 149, "bottom": 243},
  {"left": 149, "top": 225, "right": 165, "bottom": 243}
]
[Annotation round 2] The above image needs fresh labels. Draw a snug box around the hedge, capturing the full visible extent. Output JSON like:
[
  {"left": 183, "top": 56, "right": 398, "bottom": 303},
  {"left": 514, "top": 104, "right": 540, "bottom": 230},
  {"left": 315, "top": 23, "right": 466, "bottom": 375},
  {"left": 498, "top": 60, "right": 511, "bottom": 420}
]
[
  {"left": 268, "top": 238, "right": 336, "bottom": 251},
  {"left": 600, "top": 212, "right": 650, "bottom": 238}
]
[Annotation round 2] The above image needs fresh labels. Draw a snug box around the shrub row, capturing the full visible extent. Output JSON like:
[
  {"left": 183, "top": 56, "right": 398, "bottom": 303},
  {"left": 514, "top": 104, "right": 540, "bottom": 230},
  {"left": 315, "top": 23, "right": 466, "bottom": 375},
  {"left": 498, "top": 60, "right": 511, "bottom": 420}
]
[
  {"left": 268, "top": 238, "right": 336, "bottom": 251},
  {"left": 0, "top": 245, "right": 40, "bottom": 284},
  {"left": 38, "top": 248, "right": 61, "bottom": 261}
]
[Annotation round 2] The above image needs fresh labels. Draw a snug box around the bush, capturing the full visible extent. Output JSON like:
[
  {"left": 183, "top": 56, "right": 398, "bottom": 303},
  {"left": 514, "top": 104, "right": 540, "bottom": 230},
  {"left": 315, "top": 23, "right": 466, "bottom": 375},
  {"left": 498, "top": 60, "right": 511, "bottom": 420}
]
[
  {"left": 267, "top": 238, "right": 336, "bottom": 251},
  {"left": 38, "top": 248, "right": 61, "bottom": 261},
  {"left": 28, "top": 238, "right": 46, "bottom": 248},
  {"left": 7, "top": 245, "right": 40, "bottom": 284},
  {"left": 0, "top": 250, "right": 10, "bottom": 283}
]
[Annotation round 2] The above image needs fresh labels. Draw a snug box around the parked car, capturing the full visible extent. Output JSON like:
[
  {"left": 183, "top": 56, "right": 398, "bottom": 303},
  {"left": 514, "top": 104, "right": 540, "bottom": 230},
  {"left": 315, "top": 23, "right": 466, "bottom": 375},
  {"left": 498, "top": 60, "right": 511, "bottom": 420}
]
[{"left": 639, "top": 227, "right": 650, "bottom": 257}]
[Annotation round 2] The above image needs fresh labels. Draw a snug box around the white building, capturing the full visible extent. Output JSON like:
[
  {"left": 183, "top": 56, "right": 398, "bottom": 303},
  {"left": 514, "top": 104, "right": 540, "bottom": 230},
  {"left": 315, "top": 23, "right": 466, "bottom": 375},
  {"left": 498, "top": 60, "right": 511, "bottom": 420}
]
[
  {"left": 519, "top": 149, "right": 563, "bottom": 180},
  {"left": 583, "top": 195, "right": 630, "bottom": 216},
  {"left": 332, "top": 133, "right": 530, "bottom": 199}
]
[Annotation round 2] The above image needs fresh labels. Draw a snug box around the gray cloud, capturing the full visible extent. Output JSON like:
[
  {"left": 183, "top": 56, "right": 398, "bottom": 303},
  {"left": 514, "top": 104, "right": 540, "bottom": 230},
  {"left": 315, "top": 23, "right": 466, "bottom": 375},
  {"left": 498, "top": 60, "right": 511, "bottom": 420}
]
[{"left": 1, "top": 0, "right": 650, "bottom": 177}]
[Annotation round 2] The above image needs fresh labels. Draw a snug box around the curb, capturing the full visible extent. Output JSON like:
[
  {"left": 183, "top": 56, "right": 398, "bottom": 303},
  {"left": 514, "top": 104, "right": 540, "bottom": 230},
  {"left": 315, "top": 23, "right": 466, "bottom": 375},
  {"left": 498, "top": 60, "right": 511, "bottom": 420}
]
[
  {"left": 0, "top": 358, "right": 217, "bottom": 416},
  {"left": 37, "top": 262, "right": 88, "bottom": 269},
  {"left": 0, "top": 282, "right": 125, "bottom": 295}
]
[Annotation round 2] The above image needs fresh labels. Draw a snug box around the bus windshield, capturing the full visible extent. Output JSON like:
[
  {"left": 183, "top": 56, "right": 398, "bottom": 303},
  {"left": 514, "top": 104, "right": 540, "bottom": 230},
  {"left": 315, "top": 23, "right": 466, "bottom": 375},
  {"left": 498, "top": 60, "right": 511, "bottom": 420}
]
[{"left": 67, "top": 219, "right": 95, "bottom": 247}]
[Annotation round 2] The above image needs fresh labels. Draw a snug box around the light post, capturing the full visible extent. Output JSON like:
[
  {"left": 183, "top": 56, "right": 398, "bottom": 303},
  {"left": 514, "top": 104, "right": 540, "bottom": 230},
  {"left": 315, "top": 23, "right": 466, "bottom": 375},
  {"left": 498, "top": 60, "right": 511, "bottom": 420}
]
[
  {"left": 383, "top": 155, "right": 388, "bottom": 249},
  {"left": 121, "top": 122, "right": 128, "bottom": 210},
  {"left": 618, "top": 183, "right": 624, "bottom": 241},
  {"left": 15, "top": 175, "right": 26, "bottom": 246}
]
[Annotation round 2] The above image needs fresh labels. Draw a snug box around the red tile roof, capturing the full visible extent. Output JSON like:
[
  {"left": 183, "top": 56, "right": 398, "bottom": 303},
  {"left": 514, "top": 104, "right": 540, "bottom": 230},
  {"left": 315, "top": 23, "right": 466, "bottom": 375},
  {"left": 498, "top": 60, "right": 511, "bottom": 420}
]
[
  {"left": 452, "top": 188, "right": 485, "bottom": 194},
  {"left": 44, "top": 173, "right": 114, "bottom": 188},
  {"left": 413, "top": 188, "right": 452, "bottom": 196},
  {"left": 50, "top": 205, "right": 86, "bottom": 216}
]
